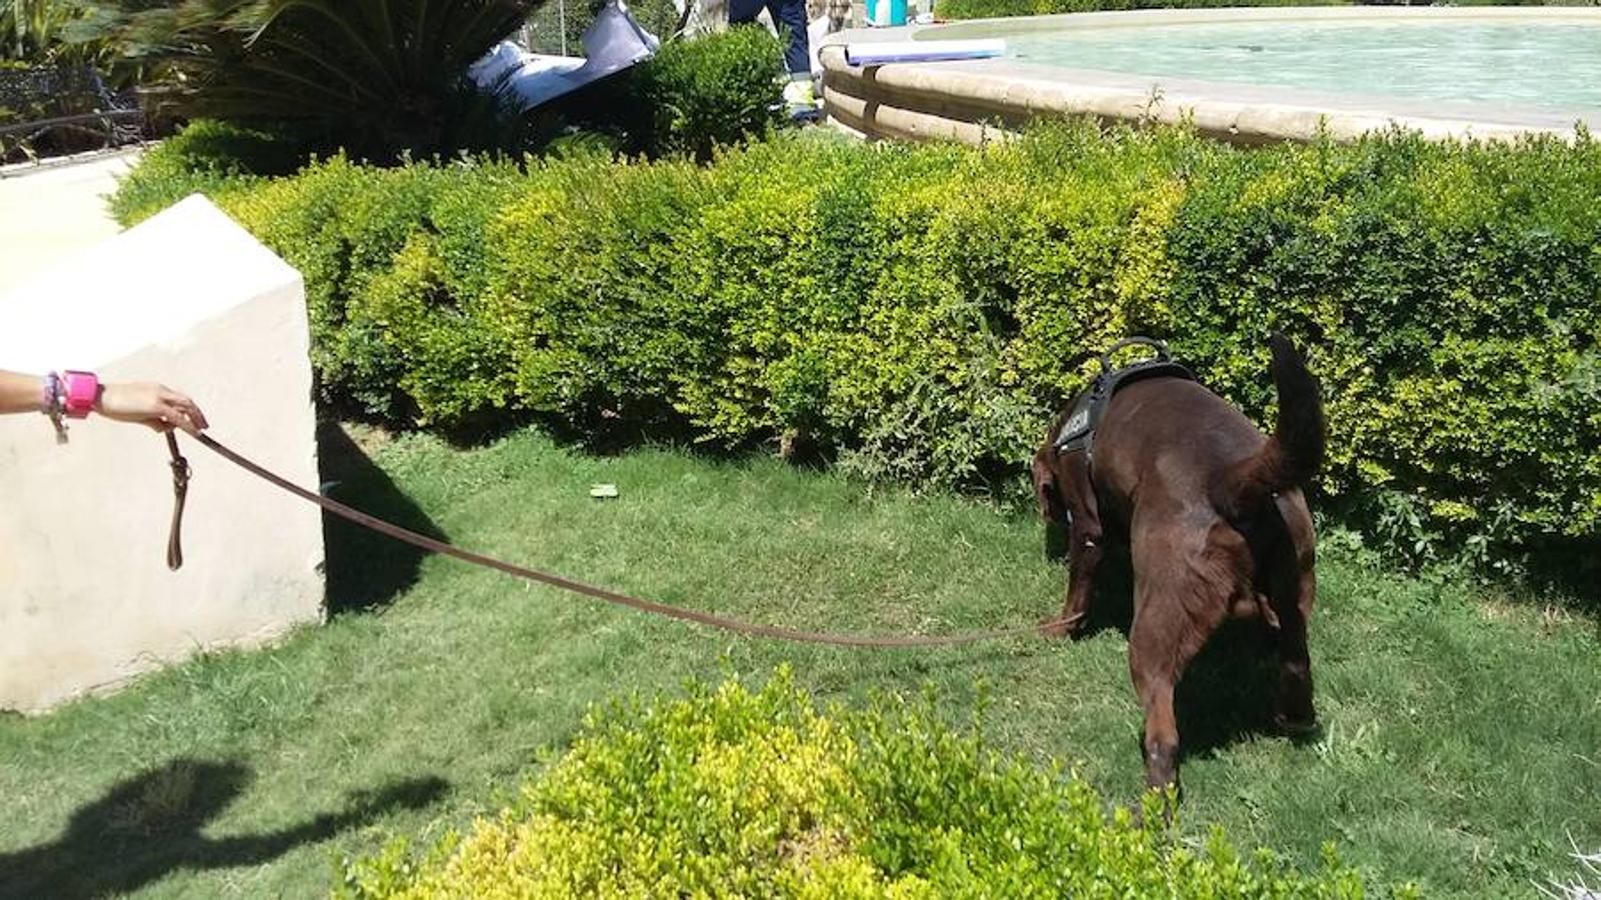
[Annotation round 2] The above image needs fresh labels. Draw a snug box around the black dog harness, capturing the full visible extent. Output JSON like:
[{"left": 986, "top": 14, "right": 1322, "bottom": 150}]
[{"left": 1052, "top": 337, "right": 1196, "bottom": 462}]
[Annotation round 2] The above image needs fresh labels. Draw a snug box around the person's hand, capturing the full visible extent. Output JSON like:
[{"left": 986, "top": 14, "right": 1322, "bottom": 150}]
[{"left": 95, "top": 382, "right": 209, "bottom": 436}]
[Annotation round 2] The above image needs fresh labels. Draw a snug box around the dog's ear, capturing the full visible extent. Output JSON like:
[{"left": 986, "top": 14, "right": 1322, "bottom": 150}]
[{"left": 1031, "top": 450, "right": 1066, "bottom": 523}]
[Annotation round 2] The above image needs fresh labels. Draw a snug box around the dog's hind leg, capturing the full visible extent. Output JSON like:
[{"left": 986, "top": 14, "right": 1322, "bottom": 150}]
[
  {"left": 1127, "top": 592, "right": 1223, "bottom": 787},
  {"left": 1271, "top": 567, "right": 1317, "bottom": 734},
  {"left": 1269, "top": 492, "right": 1318, "bottom": 735}
]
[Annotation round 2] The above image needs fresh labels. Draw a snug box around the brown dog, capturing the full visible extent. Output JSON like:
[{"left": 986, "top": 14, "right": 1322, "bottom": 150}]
[{"left": 1032, "top": 333, "right": 1326, "bottom": 791}]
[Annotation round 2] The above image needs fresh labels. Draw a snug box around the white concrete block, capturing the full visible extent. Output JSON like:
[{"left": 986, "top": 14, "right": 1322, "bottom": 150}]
[{"left": 0, "top": 194, "right": 325, "bottom": 713}]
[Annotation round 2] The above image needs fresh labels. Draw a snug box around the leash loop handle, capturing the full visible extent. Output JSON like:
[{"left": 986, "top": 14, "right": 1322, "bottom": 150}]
[{"left": 165, "top": 431, "right": 191, "bottom": 571}]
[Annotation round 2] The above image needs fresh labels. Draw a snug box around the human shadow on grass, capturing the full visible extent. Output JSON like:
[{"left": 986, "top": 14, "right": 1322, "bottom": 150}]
[
  {"left": 318, "top": 421, "right": 448, "bottom": 615},
  {"left": 0, "top": 758, "right": 446, "bottom": 899}
]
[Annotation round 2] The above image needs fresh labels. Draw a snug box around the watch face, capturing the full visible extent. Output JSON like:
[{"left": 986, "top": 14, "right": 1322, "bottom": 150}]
[{"left": 63, "top": 372, "right": 98, "bottom": 417}]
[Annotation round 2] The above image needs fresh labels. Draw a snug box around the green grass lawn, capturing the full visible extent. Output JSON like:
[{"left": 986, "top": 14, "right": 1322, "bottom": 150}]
[{"left": 2, "top": 425, "right": 1598, "bottom": 897}]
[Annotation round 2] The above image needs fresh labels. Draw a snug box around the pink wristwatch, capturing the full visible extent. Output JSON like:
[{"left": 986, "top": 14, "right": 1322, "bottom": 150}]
[{"left": 61, "top": 370, "right": 100, "bottom": 419}]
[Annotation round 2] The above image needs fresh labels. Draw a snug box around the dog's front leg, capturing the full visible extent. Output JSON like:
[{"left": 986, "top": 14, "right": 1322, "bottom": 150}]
[
  {"left": 1042, "top": 456, "right": 1102, "bottom": 639},
  {"left": 1043, "top": 523, "right": 1102, "bottom": 638}
]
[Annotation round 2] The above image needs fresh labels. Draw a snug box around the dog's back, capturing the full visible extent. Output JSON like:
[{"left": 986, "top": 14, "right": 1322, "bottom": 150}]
[
  {"left": 1093, "top": 334, "right": 1325, "bottom": 530},
  {"left": 1091, "top": 378, "right": 1263, "bottom": 526}
]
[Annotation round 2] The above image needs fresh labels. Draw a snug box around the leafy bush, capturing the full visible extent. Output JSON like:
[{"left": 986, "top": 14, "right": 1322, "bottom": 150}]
[
  {"left": 1, "top": 0, "right": 111, "bottom": 69},
  {"left": 336, "top": 671, "right": 1392, "bottom": 897},
  {"left": 571, "top": 25, "right": 786, "bottom": 160},
  {"left": 111, "top": 123, "right": 1601, "bottom": 576},
  {"left": 108, "top": 119, "right": 303, "bottom": 225}
]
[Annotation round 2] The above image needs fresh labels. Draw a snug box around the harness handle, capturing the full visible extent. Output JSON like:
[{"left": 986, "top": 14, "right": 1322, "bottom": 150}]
[{"left": 1098, "top": 336, "right": 1171, "bottom": 373}]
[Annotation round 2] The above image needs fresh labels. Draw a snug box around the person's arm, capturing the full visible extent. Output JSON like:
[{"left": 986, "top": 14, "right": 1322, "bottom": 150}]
[
  {"left": 1, "top": 369, "right": 209, "bottom": 435},
  {"left": 0, "top": 370, "right": 49, "bottom": 415}
]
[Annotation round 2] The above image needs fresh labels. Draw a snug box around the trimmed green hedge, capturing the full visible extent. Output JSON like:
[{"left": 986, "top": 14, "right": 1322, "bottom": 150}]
[
  {"left": 113, "top": 123, "right": 1601, "bottom": 575},
  {"left": 105, "top": 119, "right": 303, "bottom": 223},
  {"left": 336, "top": 671, "right": 1395, "bottom": 897}
]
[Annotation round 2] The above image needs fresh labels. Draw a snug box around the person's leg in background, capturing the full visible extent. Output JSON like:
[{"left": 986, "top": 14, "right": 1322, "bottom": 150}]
[
  {"left": 727, "top": 0, "right": 765, "bottom": 25},
  {"left": 728, "top": 0, "right": 820, "bottom": 119},
  {"left": 768, "top": 0, "right": 819, "bottom": 117},
  {"left": 767, "top": 0, "right": 811, "bottom": 79}
]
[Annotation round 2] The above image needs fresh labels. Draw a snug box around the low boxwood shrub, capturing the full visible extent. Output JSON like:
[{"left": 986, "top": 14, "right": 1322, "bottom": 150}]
[
  {"left": 108, "top": 119, "right": 303, "bottom": 226},
  {"left": 335, "top": 670, "right": 1397, "bottom": 897},
  {"left": 219, "top": 154, "right": 531, "bottom": 421},
  {"left": 569, "top": 25, "right": 786, "bottom": 161},
  {"left": 110, "top": 122, "right": 1601, "bottom": 577}
]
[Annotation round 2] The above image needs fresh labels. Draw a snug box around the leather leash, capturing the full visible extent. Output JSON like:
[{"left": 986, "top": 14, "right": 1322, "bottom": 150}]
[
  {"left": 165, "top": 432, "right": 190, "bottom": 571},
  {"left": 164, "top": 433, "right": 1069, "bottom": 648}
]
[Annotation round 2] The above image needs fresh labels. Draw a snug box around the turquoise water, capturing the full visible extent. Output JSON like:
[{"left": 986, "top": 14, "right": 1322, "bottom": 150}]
[{"left": 1006, "top": 21, "right": 1601, "bottom": 112}]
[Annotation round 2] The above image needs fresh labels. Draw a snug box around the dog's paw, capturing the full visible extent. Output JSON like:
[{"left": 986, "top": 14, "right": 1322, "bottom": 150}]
[{"left": 1272, "top": 712, "right": 1319, "bottom": 739}]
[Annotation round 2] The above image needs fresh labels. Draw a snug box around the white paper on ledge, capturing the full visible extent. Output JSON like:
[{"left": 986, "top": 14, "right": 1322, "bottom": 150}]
[{"left": 843, "top": 38, "right": 1005, "bottom": 67}]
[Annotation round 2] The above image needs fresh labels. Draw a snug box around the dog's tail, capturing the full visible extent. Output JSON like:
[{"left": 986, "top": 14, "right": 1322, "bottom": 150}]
[{"left": 1218, "top": 332, "right": 1326, "bottom": 517}]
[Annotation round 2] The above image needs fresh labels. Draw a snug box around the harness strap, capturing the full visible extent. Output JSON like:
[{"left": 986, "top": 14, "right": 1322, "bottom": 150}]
[{"left": 1052, "top": 336, "right": 1196, "bottom": 460}]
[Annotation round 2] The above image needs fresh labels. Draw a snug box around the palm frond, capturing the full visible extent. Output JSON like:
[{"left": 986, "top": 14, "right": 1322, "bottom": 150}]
[{"left": 93, "top": 0, "right": 546, "bottom": 159}]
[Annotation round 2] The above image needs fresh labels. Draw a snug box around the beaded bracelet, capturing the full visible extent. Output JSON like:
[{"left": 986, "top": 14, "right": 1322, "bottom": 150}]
[
  {"left": 41, "top": 371, "right": 68, "bottom": 444},
  {"left": 41, "top": 372, "right": 59, "bottom": 413}
]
